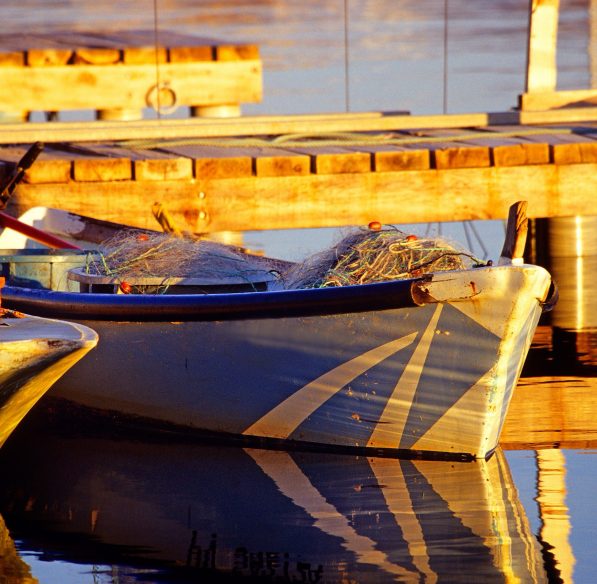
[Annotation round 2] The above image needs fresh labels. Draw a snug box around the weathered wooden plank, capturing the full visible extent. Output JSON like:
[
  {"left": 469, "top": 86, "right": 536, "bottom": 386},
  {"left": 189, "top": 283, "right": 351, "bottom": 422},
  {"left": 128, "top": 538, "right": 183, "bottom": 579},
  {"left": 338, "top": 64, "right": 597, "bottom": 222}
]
[
  {"left": 156, "top": 145, "right": 251, "bottom": 179},
  {"left": 434, "top": 146, "right": 490, "bottom": 169},
  {"left": 6, "top": 109, "right": 597, "bottom": 144},
  {"left": 134, "top": 157, "right": 193, "bottom": 181},
  {"left": 0, "top": 60, "right": 262, "bottom": 111},
  {"left": 26, "top": 48, "right": 73, "bottom": 66},
  {"left": 253, "top": 150, "right": 311, "bottom": 177},
  {"left": 80, "top": 144, "right": 195, "bottom": 181},
  {"left": 73, "top": 47, "right": 121, "bottom": 65},
  {"left": 0, "top": 146, "right": 72, "bottom": 184},
  {"left": 339, "top": 142, "right": 430, "bottom": 172},
  {"left": 552, "top": 140, "right": 597, "bottom": 164},
  {"left": 283, "top": 146, "right": 371, "bottom": 174},
  {"left": 0, "top": 50, "right": 24, "bottom": 67},
  {"left": 436, "top": 126, "right": 551, "bottom": 166},
  {"left": 487, "top": 124, "right": 597, "bottom": 164},
  {"left": 168, "top": 46, "right": 213, "bottom": 62},
  {"left": 73, "top": 158, "right": 132, "bottom": 182},
  {"left": 373, "top": 148, "right": 431, "bottom": 171},
  {"left": 9, "top": 163, "right": 597, "bottom": 232},
  {"left": 215, "top": 45, "right": 260, "bottom": 61},
  {"left": 519, "top": 89, "right": 597, "bottom": 111},
  {"left": 399, "top": 129, "right": 491, "bottom": 169},
  {"left": 122, "top": 46, "right": 167, "bottom": 65},
  {"left": 160, "top": 143, "right": 310, "bottom": 178}
]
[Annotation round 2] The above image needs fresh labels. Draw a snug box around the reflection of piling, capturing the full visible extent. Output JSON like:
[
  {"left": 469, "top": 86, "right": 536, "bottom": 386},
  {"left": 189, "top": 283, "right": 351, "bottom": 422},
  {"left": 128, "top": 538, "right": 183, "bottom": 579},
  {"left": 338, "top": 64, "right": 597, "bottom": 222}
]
[
  {"left": 535, "top": 449, "right": 575, "bottom": 583},
  {"left": 530, "top": 216, "right": 597, "bottom": 363}
]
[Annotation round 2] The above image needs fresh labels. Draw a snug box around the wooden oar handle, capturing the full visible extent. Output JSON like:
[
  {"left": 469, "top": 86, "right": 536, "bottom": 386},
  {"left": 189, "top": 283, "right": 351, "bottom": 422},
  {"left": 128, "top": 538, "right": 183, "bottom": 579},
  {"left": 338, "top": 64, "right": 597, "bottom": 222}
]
[
  {"left": 500, "top": 201, "right": 528, "bottom": 263},
  {"left": 0, "top": 142, "right": 44, "bottom": 208}
]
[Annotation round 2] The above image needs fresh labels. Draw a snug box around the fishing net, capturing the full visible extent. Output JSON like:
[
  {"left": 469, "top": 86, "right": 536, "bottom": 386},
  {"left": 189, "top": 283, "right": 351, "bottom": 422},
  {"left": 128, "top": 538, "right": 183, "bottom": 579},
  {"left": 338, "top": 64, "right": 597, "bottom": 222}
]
[
  {"left": 282, "top": 226, "right": 482, "bottom": 289},
  {"left": 84, "top": 230, "right": 283, "bottom": 289},
  {"left": 82, "top": 226, "right": 482, "bottom": 293}
]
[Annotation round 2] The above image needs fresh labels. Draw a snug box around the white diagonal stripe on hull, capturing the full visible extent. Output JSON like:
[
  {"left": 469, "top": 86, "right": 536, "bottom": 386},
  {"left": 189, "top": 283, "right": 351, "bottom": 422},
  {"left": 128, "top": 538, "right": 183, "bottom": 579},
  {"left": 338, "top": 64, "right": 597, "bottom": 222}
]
[
  {"left": 367, "top": 304, "right": 443, "bottom": 448},
  {"left": 243, "top": 332, "right": 417, "bottom": 438}
]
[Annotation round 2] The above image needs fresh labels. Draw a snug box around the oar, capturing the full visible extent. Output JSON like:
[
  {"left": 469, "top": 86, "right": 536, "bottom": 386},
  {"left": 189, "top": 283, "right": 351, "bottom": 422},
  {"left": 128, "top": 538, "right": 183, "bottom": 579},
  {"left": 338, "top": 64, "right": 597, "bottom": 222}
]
[
  {"left": 0, "top": 142, "right": 44, "bottom": 209},
  {"left": 0, "top": 211, "right": 82, "bottom": 249}
]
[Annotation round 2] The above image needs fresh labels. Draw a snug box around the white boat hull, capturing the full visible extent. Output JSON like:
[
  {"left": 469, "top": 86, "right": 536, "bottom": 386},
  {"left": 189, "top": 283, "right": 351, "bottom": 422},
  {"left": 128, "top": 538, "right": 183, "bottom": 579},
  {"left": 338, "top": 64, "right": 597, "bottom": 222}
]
[
  {"left": 0, "top": 312, "right": 98, "bottom": 447},
  {"left": 10, "top": 263, "right": 552, "bottom": 460}
]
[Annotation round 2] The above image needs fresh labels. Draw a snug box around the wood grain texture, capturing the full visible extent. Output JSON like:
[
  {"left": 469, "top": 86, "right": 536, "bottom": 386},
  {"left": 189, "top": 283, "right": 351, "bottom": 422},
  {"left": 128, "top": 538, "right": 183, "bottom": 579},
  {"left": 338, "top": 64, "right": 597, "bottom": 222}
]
[
  {"left": 3, "top": 110, "right": 597, "bottom": 144},
  {"left": 0, "top": 61, "right": 262, "bottom": 111},
  {"left": 9, "top": 163, "right": 597, "bottom": 233}
]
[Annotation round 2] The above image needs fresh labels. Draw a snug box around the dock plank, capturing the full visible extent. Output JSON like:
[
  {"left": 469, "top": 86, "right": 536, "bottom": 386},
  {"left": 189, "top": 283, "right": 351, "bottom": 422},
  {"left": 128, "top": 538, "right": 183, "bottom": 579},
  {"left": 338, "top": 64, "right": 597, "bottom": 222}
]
[
  {"left": 80, "top": 144, "right": 195, "bottom": 181},
  {"left": 0, "top": 146, "right": 72, "bottom": 184},
  {"left": 162, "top": 143, "right": 311, "bottom": 178},
  {"left": 282, "top": 145, "right": 372, "bottom": 174},
  {"left": 398, "top": 129, "right": 491, "bottom": 169},
  {"left": 6, "top": 110, "right": 597, "bottom": 144},
  {"left": 0, "top": 50, "right": 24, "bottom": 67},
  {"left": 486, "top": 124, "right": 597, "bottom": 164},
  {"left": 72, "top": 155, "right": 132, "bottom": 182},
  {"left": 421, "top": 126, "right": 550, "bottom": 166}
]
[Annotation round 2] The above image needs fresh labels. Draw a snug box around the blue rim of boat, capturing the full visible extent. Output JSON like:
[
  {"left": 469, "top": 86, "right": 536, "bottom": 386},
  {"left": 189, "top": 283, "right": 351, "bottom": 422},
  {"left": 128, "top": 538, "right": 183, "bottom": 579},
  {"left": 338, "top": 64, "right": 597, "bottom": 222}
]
[{"left": 2, "top": 277, "right": 425, "bottom": 321}]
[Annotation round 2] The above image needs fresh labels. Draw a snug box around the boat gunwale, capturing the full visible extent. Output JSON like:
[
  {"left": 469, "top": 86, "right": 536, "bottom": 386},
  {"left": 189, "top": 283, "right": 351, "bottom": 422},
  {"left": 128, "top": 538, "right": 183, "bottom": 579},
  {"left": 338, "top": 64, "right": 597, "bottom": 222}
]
[
  {"left": 2, "top": 276, "right": 423, "bottom": 321},
  {"left": 2, "top": 263, "right": 549, "bottom": 322}
]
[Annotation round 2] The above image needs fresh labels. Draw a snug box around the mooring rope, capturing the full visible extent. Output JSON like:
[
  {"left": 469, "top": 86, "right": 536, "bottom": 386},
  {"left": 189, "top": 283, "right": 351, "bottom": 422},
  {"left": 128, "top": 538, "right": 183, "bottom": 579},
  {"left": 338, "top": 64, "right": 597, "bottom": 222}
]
[{"left": 119, "top": 126, "right": 578, "bottom": 151}]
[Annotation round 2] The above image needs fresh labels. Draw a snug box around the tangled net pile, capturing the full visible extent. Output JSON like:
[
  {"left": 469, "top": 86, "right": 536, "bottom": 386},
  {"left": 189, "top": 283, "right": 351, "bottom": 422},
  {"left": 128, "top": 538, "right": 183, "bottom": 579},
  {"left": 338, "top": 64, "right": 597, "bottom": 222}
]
[
  {"left": 84, "top": 230, "right": 278, "bottom": 289},
  {"left": 82, "top": 226, "right": 483, "bottom": 293},
  {"left": 282, "top": 227, "right": 482, "bottom": 289}
]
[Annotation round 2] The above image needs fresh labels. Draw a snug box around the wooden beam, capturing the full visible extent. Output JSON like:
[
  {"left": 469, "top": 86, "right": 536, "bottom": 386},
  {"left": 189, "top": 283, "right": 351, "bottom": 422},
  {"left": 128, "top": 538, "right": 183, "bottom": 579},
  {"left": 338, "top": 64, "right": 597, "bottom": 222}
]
[
  {"left": 2, "top": 108, "right": 597, "bottom": 145},
  {"left": 519, "top": 88, "right": 597, "bottom": 110},
  {"left": 0, "top": 60, "right": 262, "bottom": 111},
  {"left": 9, "top": 163, "right": 597, "bottom": 233},
  {"left": 526, "top": 0, "right": 560, "bottom": 93}
]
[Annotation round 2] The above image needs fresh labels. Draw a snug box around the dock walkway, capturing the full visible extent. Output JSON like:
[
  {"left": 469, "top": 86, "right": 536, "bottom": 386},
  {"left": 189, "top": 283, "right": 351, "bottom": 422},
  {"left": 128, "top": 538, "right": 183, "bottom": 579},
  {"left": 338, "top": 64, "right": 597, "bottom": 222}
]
[
  {"left": 1, "top": 109, "right": 596, "bottom": 233},
  {"left": 0, "top": 30, "right": 262, "bottom": 121}
]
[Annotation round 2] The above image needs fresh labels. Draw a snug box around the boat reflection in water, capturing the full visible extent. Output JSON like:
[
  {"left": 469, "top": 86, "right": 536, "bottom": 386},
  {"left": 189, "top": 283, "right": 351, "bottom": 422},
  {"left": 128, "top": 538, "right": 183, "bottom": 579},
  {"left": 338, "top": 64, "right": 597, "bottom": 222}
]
[
  {"left": 0, "top": 424, "right": 547, "bottom": 584},
  {"left": 0, "top": 512, "right": 37, "bottom": 584}
]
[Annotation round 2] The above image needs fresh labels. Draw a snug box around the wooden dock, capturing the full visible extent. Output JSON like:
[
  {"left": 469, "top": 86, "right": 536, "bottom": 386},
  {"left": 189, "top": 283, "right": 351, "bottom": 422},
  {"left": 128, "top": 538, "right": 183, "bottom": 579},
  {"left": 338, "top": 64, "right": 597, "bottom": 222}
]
[
  {"left": 0, "top": 4, "right": 596, "bottom": 234},
  {"left": 0, "top": 30, "right": 262, "bottom": 121},
  {"left": 0, "top": 108, "right": 596, "bottom": 233}
]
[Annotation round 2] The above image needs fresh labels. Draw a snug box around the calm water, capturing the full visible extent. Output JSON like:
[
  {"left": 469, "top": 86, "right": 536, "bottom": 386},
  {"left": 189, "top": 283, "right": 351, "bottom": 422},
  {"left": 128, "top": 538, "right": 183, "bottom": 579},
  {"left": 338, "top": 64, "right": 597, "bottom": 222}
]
[{"left": 2, "top": 0, "right": 597, "bottom": 582}]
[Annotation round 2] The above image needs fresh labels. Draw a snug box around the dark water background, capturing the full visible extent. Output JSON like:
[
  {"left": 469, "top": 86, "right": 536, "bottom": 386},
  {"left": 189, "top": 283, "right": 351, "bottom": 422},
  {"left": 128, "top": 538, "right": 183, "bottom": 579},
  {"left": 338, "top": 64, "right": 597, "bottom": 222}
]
[{"left": 2, "top": 1, "right": 597, "bottom": 582}]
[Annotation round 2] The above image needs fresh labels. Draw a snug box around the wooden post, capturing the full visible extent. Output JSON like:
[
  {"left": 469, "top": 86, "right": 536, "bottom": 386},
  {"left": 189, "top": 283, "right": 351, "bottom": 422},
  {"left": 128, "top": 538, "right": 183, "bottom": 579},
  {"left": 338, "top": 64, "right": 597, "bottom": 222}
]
[
  {"left": 96, "top": 108, "right": 144, "bottom": 121},
  {"left": 526, "top": 0, "right": 560, "bottom": 93},
  {"left": 191, "top": 104, "right": 242, "bottom": 118}
]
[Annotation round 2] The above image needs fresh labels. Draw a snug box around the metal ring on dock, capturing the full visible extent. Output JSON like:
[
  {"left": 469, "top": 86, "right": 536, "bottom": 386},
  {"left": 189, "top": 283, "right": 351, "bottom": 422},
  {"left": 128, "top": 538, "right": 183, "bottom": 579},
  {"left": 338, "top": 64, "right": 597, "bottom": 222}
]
[{"left": 146, "top": 83, "right": 178, "bottom": 115}]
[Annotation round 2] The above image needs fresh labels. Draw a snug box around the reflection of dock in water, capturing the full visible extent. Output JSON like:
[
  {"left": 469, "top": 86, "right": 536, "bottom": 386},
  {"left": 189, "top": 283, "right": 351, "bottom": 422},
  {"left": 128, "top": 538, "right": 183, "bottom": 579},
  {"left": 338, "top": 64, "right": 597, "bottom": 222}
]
[
  {"left": 503, "top": 322, "right": 597, "bottom": 451},
  {"left": 502, "top": 374, "right": 597, "bottom": 450},
  {"left": 535, "top": 449, "right": 575, "bottom": 584},
  {"left": 0, "top": 427, "right": 547, "bottom": 583}
]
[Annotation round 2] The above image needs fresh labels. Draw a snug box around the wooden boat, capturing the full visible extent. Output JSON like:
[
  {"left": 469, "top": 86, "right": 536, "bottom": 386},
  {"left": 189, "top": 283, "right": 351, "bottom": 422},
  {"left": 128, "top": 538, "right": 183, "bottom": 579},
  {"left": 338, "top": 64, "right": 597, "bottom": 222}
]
[
  {"left": 0, "top": 202, "right": 556, "bottom": 460},
  {"left": 0, "top": 303, "right": 98, "bottom": 448},
  {"left": 0, "top": 427, "right": 548, "bottom": 582}
]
